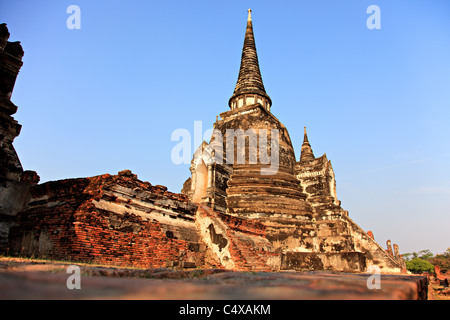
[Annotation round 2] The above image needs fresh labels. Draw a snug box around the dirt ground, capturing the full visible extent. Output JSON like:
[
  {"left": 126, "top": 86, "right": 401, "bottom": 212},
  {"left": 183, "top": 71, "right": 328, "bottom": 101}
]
[
  {"left": 0, "top": 256, "right": 429, "bottom": 300},
  {"left": 427, "top": 282, "right": 450, "bottom": 300}
]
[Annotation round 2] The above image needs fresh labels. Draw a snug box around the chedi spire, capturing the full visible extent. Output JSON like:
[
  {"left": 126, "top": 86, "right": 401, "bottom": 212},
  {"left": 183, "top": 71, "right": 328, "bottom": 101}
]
[
  {"left": 229, "top": 9, "right": 272, "bottom": 111},
  {"left": 300, "top": 127, "right": 315, "bottom": 163}
]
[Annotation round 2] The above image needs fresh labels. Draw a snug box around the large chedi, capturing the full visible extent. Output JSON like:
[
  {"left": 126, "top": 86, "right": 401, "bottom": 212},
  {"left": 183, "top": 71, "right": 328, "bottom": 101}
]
[
  {"left": 184, "top": 10, "right": 309, "bottom": 218},
  {"left": 182, "top": 10, "right": 405, "bottom": 272}
]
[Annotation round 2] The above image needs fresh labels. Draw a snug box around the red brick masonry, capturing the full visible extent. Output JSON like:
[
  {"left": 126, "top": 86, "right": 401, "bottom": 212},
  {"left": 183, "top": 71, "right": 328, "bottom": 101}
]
[{"left": 8, "top": 172, "right": 279, "bottom": 270}]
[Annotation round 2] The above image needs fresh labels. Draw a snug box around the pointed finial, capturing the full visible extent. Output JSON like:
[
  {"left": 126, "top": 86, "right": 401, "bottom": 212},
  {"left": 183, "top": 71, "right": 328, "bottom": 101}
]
[
  {"left": 229, "top": 7, "right": 272, "bottom": 110},
  {"left": 303, "top": 127, "right": 309, "bottom": 143},
  {"left": 300, "top": 126, "right": 314, "bottom": 163}
]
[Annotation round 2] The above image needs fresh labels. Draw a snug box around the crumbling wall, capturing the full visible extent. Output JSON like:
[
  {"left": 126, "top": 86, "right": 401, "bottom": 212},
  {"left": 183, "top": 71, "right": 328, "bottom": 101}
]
[
  {"left": 344, "top": 215, "right": 403, "bottom": 273},
  {"left": 0, "top": 24, "right": 40, "bottom": 250},
  {"left": 8, "top": 177, "right": 91, "bottom": 257},
  {"left": 0, "top": 23, "right": 24, "bottom": 186},
  {"left": 8, "top": 171, "right": 207, "bottom": 268},
  {"left": 8, "top": 170, "right": 283, "bottom": 271}
]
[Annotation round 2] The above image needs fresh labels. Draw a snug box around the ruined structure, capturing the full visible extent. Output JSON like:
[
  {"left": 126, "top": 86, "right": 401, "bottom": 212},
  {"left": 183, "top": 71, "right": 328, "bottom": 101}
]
[
  {"left": 8, "top": 170, "right": 279, "bottom": 271},
  {"left": 0, "top": 24, "right": 39, "bottom": 251},
  {"left": 181, "top": 10, "right": 404, "bottom": 273},
  {"left": 2, "top": 13, "right": 405, "bottom": 273}
]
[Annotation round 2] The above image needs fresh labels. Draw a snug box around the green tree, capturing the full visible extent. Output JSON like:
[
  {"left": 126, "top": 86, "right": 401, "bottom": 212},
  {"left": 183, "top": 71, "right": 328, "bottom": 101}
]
[
  {"left": 402, "top": 253, "right": 413, "bottom": 262},
  {"left": 418, "top": 249, "right": 433, "bottom": 260},
  {"left": 406, "top": 258, "right": 435, "bottom": 274},
  {"left": 402, "top": 249, "right": 433, "bottom": 262}
]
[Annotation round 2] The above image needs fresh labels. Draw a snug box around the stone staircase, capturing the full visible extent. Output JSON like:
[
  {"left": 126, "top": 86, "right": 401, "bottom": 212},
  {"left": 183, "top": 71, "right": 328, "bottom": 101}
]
[
  {"left": 226, "top": 229, "right": 274, "bottom": 272},
  {"left": 196, "top": 204, "right": 278, "bottom": 272}
]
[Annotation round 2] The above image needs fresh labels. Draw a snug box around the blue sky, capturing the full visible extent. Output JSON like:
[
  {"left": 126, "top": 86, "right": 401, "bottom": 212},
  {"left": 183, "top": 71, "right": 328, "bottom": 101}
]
[{"left": 1, "top": 0, "right": 449, "bottom": 255}]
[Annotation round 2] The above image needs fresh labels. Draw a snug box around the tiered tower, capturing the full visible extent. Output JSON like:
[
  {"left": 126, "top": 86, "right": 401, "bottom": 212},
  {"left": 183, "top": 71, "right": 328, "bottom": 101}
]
[{"left": 182, "top": 11, "right": 405, "bottom": 271}]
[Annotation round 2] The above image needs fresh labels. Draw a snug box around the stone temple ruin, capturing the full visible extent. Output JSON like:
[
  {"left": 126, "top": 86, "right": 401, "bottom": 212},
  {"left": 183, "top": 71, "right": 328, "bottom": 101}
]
[{"left": 0, "top": 12, "right": 407, "bottom": 273}]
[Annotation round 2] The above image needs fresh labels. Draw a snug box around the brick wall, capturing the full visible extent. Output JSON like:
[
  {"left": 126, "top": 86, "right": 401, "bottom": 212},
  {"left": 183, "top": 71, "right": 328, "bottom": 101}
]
[
  {"left": 8, "top": 172, "right": 207, "bottom": 268},
  {"left": 8, "top": 171, "right": 285, "bottom": 271}
]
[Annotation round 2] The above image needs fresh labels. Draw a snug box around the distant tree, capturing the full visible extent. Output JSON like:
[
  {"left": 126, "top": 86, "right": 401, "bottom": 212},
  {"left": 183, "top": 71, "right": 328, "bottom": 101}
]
[
  {"left": 402, "top": 249, "right": 450, "bottom": 274},
  {"left": 406, "top": 258, "right": 435, "bottom": 274},
  {"left": 444, "top": 248, "right": 450, "bottom": 258},
  {"left": 418, "top": 249, "right": 433, "bottom": 260},
  {"left": 402, "top": 253, "right": 413, "bottom": 262},
  {"left": 429, "top": 248, "right": 450, "bottom": 274}
]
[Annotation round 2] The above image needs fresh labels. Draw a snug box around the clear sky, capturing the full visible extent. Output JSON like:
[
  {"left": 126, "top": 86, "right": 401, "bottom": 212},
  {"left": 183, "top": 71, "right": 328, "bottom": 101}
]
[{"left": 1, "top": 0, "right": 449, "bottom": 255}]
